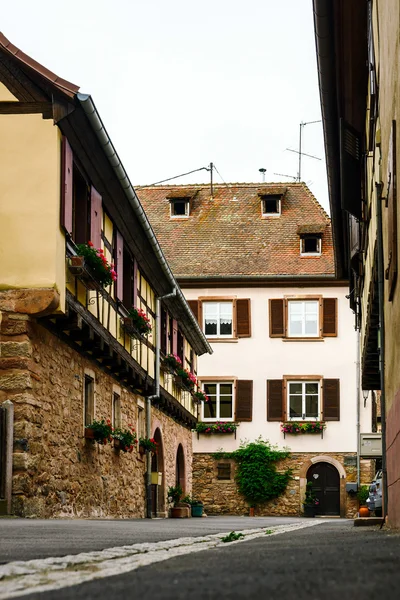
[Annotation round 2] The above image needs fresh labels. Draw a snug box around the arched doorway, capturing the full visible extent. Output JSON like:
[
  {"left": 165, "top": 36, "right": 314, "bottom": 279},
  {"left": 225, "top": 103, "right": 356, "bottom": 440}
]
[
  {"left": 307, "top": 462, "right": 340, "bottom": 516},
  {"left": 150, "top": 428, "right": 165, "bottom": 517},
  {"left": 176, "top": 444, "right": 185, "bottom": 493}
]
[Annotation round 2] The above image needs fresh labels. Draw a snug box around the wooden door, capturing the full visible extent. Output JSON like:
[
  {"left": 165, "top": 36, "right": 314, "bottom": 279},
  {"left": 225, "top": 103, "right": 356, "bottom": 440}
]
[{"left": 307, "top": 462, "right": 340, "bottom": 516}]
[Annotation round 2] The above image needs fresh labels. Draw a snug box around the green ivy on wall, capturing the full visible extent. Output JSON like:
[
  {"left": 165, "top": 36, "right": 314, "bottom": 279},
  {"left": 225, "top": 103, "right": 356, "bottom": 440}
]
[{"left": 213, "top": 437, "right": 292, "bottom": 507}]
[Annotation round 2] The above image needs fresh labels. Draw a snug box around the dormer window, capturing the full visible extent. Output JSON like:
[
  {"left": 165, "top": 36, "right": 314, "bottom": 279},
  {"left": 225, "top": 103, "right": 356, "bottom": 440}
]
[
  {"left": 261, "top": 195, "right": 281, "bottom": 216},
  {"left": 297, "top": 223, "right": 325, "bottom": 257},
  {"left": 169, "top": 198, "right": 190, "bottom": 218},
  {"left": 300, "top": 235, "right": 322, "bottom": 256}
]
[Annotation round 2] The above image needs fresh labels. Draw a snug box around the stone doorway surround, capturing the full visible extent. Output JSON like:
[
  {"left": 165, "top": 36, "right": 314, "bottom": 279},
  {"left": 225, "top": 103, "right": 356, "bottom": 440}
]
[{"left": 299, "top": 455, "right": 347, "bottom": 518}]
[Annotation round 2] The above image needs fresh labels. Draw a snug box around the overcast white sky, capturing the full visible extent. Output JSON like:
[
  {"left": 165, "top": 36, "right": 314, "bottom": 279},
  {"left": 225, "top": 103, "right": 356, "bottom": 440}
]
[{"left": 3, "top": 0, "right": 329, "bottom": 211}]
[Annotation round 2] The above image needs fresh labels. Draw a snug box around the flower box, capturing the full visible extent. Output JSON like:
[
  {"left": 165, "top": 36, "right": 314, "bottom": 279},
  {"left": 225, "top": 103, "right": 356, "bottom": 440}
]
[
  {"left": 194, "top": 422, "right": 238, "bottom": 437},
  {"left": 174, "top": 376, "right": 195, "bottom": 393},
  {"left": 68, "top": 257, "right": 99, "bottom": 290},
  {"left": 121, "top": 317, "right": 144, "bottom": 340},
  {"left": 123, "top": 308, "right": 152, "bottom": 338},
  {"left": 84, "top": 427, "right": 95, "bottom": 440},
  {"left": 281, "top": 421, "right": 326, "bottom": 438}
]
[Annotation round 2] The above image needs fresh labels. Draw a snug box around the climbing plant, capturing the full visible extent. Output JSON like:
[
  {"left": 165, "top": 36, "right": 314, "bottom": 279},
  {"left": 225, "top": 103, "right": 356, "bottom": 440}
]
[{"left": 213, "top": 437, "right": 291, "bottom": 507}]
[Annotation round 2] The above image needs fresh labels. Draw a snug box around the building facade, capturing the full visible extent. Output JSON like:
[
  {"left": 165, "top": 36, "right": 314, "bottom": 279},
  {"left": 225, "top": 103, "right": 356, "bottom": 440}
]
[
  {"left": 0, "top": 34, "right": 211, "bottom": 518},
  {"left": 313, "top": 0, "right": 399, "bottom": 526},
  {"left": 138, "top": 182, "right": 370, "bottom": 517}
]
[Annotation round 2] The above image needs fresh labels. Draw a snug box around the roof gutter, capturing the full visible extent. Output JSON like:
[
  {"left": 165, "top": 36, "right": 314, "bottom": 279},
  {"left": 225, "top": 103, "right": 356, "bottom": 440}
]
[
  {"left": 313, "top": 0, "right": 346, "bottom": 278},
  {"left": 77, "top": 93, "right": 212, "bottom": 356}
]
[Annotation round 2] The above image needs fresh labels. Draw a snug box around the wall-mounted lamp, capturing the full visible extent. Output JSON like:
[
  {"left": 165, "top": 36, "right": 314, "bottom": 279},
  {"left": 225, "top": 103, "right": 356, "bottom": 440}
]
[{"left": 362, "top": 389, "right": 369, "bottom": 407}]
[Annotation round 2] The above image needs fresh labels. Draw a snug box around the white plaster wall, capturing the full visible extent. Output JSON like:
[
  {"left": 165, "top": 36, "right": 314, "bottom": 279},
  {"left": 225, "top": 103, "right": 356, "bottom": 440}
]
[{"left": 185, "top": 286, "right": 369, "bottom": 454}]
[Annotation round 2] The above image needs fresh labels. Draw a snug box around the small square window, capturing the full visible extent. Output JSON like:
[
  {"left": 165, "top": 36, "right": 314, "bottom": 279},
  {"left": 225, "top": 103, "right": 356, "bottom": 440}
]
[
  {"left": 300, "top": 235, "right": 321, "bottom": 255},
  {"left": 217, "top": 463, "right": 231, "bottom": 480},
  {"left": 261, "top": 195, "right": 281, "bottom": 216},
  {"left": 170, "top": 199, "right": 190, "bottom": 218}
]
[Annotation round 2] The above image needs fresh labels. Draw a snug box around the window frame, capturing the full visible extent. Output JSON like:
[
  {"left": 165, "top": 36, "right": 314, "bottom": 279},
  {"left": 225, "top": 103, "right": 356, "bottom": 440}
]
[
  {"left": 300, "top": 235, "right": 322, "bottom": 256},
  {"left": 83, "top": 373, "right": 95, "bottom": 427},
  {"left": 202, "top": 300, "right": 234, "bottom": 339},
  {"left": 112, "top": 392, "right": 121, "bottom": 429},
  {"left": 170, "top": 199, "right": 190, "bottom": 218},
  {"left": 201, "top": 380, "right": 235, "bottom": 422},
  {"left": 286, "top": 379, "right": 321, "bottom": 421},
  {"left": 287, "top": 299, "right": 320, "bottom": 338},
  {"left": 260, "top": 195, "right": 282, "bottom": 217}
]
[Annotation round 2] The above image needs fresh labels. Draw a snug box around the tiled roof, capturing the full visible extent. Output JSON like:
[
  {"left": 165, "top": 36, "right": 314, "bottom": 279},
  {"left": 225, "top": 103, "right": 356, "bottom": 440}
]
[{"left": 136, "top": 183, "right": 334, "bottom": 278}]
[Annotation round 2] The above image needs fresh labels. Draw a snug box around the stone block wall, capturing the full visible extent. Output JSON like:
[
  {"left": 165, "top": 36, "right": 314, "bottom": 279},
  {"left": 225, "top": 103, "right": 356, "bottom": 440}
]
[
  {"left": 193, "top": 452, "right": 374, "bottom": 519},
  {"left": 0, "top": 305, "right": 192, "bottom": 518}
]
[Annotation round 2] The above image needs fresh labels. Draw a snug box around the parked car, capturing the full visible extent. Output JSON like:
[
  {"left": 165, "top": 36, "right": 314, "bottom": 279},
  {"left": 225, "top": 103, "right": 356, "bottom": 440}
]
[{"left": 366, "top": 470, "right": 382, "bottom": 516}]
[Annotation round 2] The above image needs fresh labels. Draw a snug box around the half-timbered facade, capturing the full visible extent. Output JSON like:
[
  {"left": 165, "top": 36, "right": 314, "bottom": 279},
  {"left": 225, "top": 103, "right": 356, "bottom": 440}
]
[
  {"left": 0, "top": 34, "right": 211, "bottom": 518},
  {"left": 138, "top": 182, "right": 371, "bottom": 517}
]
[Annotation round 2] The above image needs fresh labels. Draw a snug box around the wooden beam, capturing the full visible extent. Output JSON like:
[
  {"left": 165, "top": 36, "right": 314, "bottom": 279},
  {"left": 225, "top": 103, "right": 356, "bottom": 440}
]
[{"left": 0, "top": 101, "right": 52, "bottom": 115}]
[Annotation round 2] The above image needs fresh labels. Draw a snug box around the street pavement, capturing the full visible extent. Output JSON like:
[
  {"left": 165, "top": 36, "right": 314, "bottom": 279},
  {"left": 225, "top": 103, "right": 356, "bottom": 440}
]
[
  {"left": 1, "top": 518, "right": 399, "bottom": 599},
  {"left": 0, "top": 515, "right": 308, "bottom": 563}
]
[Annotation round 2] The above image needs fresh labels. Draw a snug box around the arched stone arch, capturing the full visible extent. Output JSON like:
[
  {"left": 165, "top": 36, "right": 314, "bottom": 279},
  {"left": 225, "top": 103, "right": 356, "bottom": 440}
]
[
  {"left": 176, "top": 444, "right": 186, "bottom": 493},
  {"left": 299, "top": 455, "right": 346, "bottom": 518},
  {"left": 150, "top": 427, "right": 165, "bottom": 517}
]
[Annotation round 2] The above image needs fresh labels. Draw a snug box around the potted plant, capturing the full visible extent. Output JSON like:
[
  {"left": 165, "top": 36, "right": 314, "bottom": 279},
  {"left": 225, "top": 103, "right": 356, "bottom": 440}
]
[
  {"left": 303, "top": 481, "right": 319, "bottom": 517},
  {"left": 138, "top": 437, "right": 158, "bottom": 454},
  {"left": 112, "top": 425, "right": 137, "bottom": 453},
  {"left": 161, "top": 354, "right": 182, "bottom": 373},
  {"left": 85, "top": 418, "right": 113, "bottom": 445},
  {"left": 357, "top": 485, "right": 370, "bottom": 517},
  {"left": 71, "top": 242, "right": 117, "bottom": 288},
  {"left": 175, "top": 368, "right": 197, "bottom": 392},
  {"left": 182, "top": 495, "right": 204, "bottom": 517},
  {"left": 123, "top": 307, "right": 152, "bottom": 337},
  {"left": 193, "top": 389, "right": 209, "bottom": 404},
  {"left": 168, "top": 484, "right": 189, "bottom": 518}
]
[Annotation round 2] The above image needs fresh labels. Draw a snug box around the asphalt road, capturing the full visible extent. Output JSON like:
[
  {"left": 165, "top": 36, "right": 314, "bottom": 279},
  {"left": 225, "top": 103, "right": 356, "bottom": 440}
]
[
  {"left": 20, "top": 520, "right": 400, "bottom": 600},
  {"left": 0, "top": 516, "right": 306, "bottom": 563}
]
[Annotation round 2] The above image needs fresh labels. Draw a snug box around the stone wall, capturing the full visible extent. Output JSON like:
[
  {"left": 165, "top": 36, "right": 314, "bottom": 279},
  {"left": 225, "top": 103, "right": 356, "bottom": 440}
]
[
  {"left": 193, "top": 452, "right": 374, "bottom": 519},
  {"left": 0, "top": 307, "right": 192, "bottom": 518}
]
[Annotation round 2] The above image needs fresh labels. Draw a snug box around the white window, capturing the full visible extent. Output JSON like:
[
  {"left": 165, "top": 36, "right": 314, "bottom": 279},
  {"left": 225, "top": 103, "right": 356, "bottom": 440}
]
[
  {"left": 300, "top": 235, "right": 321, "bottom": 255},
  {"left": 202, "top": 382, "right": 233, "bottom": 421},
  {"left": 170, "top": 199, "right": 190, "bottom": 218},
  {"left": 261, "top": 195, "right": 281, "bottom": 216},
  {"left": 288, "top": 381, "right": 320, "bottom": 420},
  {"left": 288, "top": 300, "right": 319, "bottom": 337},
  {"left": 203, "top": 302, "right": 233, "bottom": 338}
]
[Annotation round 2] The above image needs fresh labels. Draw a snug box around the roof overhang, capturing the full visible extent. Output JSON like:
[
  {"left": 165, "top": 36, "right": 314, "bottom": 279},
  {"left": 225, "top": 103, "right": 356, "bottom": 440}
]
[{"left": 312, "top": 0, "right": 368, "bottom": 278}]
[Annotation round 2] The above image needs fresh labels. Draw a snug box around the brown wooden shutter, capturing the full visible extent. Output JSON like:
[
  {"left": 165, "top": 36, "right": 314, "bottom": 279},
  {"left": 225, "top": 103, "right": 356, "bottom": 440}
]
[
  {"left": 386, "top": 120, "right": 398, "bottom": 301},
  {"left": 339, "top": 119, "right": 362, "bottom": 220},
  {"left": 172, "top": 319, "right": 178, "bottom": 355},
  {"left": 323, "top": 379, "right": 340, "bottom": 421},
  {"left": 236, "top": 299, "right": 251, "bottom": 337},
  {"left": 133, "top": 258, "right": 138, "bottom": 307},
  {"left": 235, "top": 380, "right": 253, "bottom": 421},
  {"left": 90, "top": 186, "right": 102, "bottom": 248},
  {"left": 267, "top": 380, "right": 284, "bottom": 421},
  {"left": 322, "top": 298, "right": 337, "bottom": 337},
  {"left": 115, "top": 230, "right": 123, "bottom": 300},
  {"left": 269, "top": 299, "right": 285, "bottom": 337},
  {"left": 188, "top": 300, "right": 199, "bottom": 322},
  {"left": 61, "top": 136, "right": 73, "bottom": 235}
]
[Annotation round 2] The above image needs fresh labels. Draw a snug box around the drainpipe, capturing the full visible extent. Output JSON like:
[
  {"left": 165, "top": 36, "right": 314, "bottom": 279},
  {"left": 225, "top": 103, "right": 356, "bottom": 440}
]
[
  {"left": 356, "top": 326, "right": 361, "bottom": 489},
  {"left": 145, "top": 288, "right": 177, "bottom": 518},
  {"left": 376, "top": 182, "right": 388, "bottom": 520}
]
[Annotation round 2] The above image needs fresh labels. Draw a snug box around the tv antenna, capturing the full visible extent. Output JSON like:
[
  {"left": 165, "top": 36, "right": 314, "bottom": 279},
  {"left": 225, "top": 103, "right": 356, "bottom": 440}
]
[
  {"left": 273, "top": 172, "right": 298, "bottom": 181},
  {"left": 286, "top": 120, "right": 322, "bottom": 182}
]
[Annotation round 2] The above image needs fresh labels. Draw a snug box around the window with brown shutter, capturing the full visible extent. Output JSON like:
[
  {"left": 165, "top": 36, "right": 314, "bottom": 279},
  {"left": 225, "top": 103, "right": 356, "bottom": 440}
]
[
  {"left": 115, "top": 230, "right": 124, "bottom": 301},
  {"left": 236, "top": 299, "right": 251, "bottom": 337},
  {"left": 386, "top": 120, "right": 398, "bottom": 301},
  {"left": 61, "top": 137, "right": 73, "bottom": 235},
  {"left": 188, "top": 300, "right": 199, "bottom": 322},
  {"left": 322, "top": 379, "right": 340, "bottom": 421},
  {"left": 161, "top": 308, "right": 167, "bottom": 355},
  {"left": 235, "top": 380, "right": 253, "bottom": 421},
  {"left": 90, "top": 186, "right": 102, "bottom": 249},
  {"left": 269, "top": 299, "right": 285, "bottom": 337},
  {"left": 267, "top": 379, "right": 284, "bottom": 421},
  {"left": 322, "top": 299, "right": 337, "bottom": 337},
  {"left": 72, "top": 164, "right": 90, "bottom": 244}
]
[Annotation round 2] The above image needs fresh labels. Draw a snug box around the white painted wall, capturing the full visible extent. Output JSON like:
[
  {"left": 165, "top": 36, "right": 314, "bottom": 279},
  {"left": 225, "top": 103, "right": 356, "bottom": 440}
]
[{"left": 184, "top": 286, "right": 371, "bottom": 454}]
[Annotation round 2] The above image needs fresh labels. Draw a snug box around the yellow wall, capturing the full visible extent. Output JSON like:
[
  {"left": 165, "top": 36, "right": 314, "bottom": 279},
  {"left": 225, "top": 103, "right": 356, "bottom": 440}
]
[{"left": 0, "top": 102, "right": 65, "bottom": 310}]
